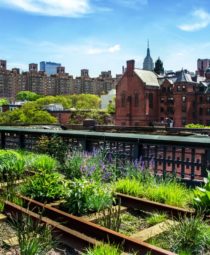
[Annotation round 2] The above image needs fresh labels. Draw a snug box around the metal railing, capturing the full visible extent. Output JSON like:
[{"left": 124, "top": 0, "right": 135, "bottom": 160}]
[{"left": 0, "top": 126, "right": 209, "bottom": 183}]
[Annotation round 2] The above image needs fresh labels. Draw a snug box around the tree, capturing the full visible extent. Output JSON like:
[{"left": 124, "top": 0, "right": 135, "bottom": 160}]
[
  {"left": 107, "top": 97, "right": 115, "bottom": 114},
  {"left": 154, "top": 58, "right": 164, "bottom": 75},
  {"left": 0, "top": 98, "right": 9, "bottom": 106},
  {"left": 16, "top": 91, "right": 41, "bottom": 101},
  {"left": 69, "top": 94, "right": 101, "bottom": 109}
]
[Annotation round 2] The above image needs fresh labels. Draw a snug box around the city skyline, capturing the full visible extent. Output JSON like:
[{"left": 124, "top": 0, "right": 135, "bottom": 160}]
[{"left": 0, "top": 0, "right": 210, "bottom": 76}]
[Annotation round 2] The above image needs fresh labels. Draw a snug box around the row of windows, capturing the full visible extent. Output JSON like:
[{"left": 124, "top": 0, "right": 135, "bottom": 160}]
[{"left": 121, "top": 93, "right": 153, "bottom": 108}]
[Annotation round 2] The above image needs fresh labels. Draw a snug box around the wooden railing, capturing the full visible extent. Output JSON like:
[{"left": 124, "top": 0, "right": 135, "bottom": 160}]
[{"left": 0, "top": 126, "right": 209, "bottom": 184}]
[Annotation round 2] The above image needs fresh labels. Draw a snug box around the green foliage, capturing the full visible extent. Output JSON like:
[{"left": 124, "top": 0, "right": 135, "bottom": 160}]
[
  {"left": 0, "top": 150, "right": 25, "bottom": 182},
  {"left": 25, "top": 153, "right": 58, "bottom": 173},
  {"left": 107, "top": 97, "right": 115, "bottom": 114},
  {"left": 69, "top": 94, "right": 101, "bottom": 109},
  {"left": 16, "top": 91, "right": 41, "bottom": 101},
  {"left": 0, "top": 102, "right": 57, "bottom": 125},
  {"left": 150, "top": 216, "right": 210, "bottom": 254},
  {"left": 0, "top": 98, "right": 9, "bottom": 106},
  {"left": 115, "top": 178, "right": 193, "bottom": 208},
  {"left": 63, "top": 179, "right": 113, "bottom": 215},
  {"left": 185, "top": 123, "right": 207, "bottom": 128},
  {"left": 146, "top": 212, "right": 167, "bottom": 226},
  {"left": 63, "top": 151, "right": 83, "bottom": 179},
  {"left": 154, "top": 58, "right": 164, "bottom": 75},
  {"left": 96, "top": 204, "right": 121, "bottom": 232},
  {"left": 193, "top": 171, "right": 210, "bottom": 213},
  {"left": 21, "top": 172, "right": 67, "bottom": 202},
  {"left": 8, "top": 214, "right": 54, "bottom": 255},
  {"left": 83, "top": 243, "right": 121, "bottom": 255},
  {"left": 35, "top": 135, "right": 68, "bottom": 163},
  {"left": 35, "top": 95, "right": 71, "bottom": 109},
  {"left": 69, "top": 109, "right": 111, "bottom": 125},
  {"left": 115, "top": 178, "right": 145, "bottom": 197}
]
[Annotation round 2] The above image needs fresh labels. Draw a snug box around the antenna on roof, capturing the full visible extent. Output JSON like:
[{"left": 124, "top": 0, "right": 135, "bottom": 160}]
[{"left": 147, "top": 39, "right": 149, "bottom": 49}]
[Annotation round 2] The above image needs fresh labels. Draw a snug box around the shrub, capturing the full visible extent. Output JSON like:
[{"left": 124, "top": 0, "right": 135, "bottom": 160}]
[
  {"left": 63, "top": 151, "right": 84, "bottom": 179},
  {"left": 25, "top": 153, "right": 58, "bottom": 173},
  {"left": 63, "top": 179, "right": 113, "bottom": 215},
  {"left": 21, "top": 172, "right": 67, "bottom": 202},
  {"left": 36, "top": 135, "right": 68, "bottom": 163},
  {"left": 151, "top": 216, "right": 210, "bottom": 254},
  {"left": 193, "top": 171, "right": 210, "bottom": 213},
  {"left": 0, "top": 150, "right": 25, "bottom": 181}
]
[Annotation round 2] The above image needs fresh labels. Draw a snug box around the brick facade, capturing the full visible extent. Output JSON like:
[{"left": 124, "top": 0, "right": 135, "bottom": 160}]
[{"left": 116, "top": 60, "right": 210, "bottom": 127}]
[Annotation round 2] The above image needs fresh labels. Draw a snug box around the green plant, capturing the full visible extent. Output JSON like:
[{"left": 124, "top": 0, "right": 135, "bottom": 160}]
[
  {"left": 63, "top": 151, "right": 83, "bottom": 179},
  {"left": 25, "top": 153, "right": 58, "bottom": 173},
  {"left": 21, "top": 172, "right": 67, "bottom": 202},
  {"left": 194, "top": 171, "right": 210, "bottom": 213},
  {"left": 96, "top": 204, "right": 121, "bottom": 232},
  {"left": 36, "top": 135, "right": 68, "bottom": 163},
  {"left": 150, "top": 215, "right": 210, "bottom": 254},
  {"left": 0, "top": 150, "right": 25, "bottom": 182},
  {"left": 115, "top": 178, "right": 193, "bottom": 208},
  {"left": 83, "top": 243, "right": 121, "bottom": 255},
  {"left": 146, "top": 212, "right": 167, "bottom": 226},
  {"left": 8, "top": 213, "right": 54, "bottom": 255},
  {"left": 115, "top": 178, "right": 145, "bottom": 197},
  {"left": 63, "top": 179, "right": 113, "bottom": 215}
]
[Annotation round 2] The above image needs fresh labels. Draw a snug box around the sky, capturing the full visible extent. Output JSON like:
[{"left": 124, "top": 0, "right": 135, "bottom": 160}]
[{"left": 0, "top": 0, "right": 210, "bottom": 77}]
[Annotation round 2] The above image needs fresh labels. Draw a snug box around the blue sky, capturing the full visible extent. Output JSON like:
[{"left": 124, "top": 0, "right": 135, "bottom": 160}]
[{"left": 0, "top": 0, "right": 210, "bottom": 77}]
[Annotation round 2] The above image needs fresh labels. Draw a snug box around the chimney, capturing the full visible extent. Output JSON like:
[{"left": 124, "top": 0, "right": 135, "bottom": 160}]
[{"left": 126, "top": 60, "right": 135, "bottom": 76}]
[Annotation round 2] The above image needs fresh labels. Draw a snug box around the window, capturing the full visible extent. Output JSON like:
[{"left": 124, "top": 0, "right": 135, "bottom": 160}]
[
  {"left": 121, "top": 93, "right": 126, "bottom": 107},
  {"left": 182, "top": 106, "right": 186, "bottom": 112},
  {"left": 149, "top": 93, "right": 153, "bottom": 108},
  {"left": 207, "top": 97, "right": 210, "bottom": 103},
  {"left": 200, "top": 96, "right": 203, "bottom": 104},
  {"left": 160, "top": 98, "right": 164, "bottom": 103},
  {"left": 160, "top": 107, "right": 164, "bottom": 113},
  {"left": 182, "top": 96, "right": 186, "bottom": 103},
  {"left": 162, "top": 87, "right": 166, "bottom": 92},
  {"left": 177, "top": 85, "right": 181, "bottom": 92},
  {"left": 199, "top": 108, "right": 203, "bottom": 115},
  {"left": 207, "top": 108, "right": 210, "bottom": 115},
  {"left": 134, "top": 93, "right": 139, "bottom": 107},
  {"left": 182, "top": 85, "right": 186, "bottom": 92}
]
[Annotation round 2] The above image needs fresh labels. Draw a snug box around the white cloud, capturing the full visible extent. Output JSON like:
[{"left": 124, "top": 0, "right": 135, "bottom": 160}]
[
  {"left": 178, "top": 9, "right": 210, "bottom": 31},
  {"left": 87, "top": 44, "right": 121, "bottom": 55},
  {"left": 0, "top": 0, "right": 91, "bottom": 17}
]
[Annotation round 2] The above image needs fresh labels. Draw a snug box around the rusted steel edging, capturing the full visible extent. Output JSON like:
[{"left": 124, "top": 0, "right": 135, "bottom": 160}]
[
  {"left": 19, "top": 195, "right": 176, "bottom": 255},
  {"left": 116, "top": 193, "right": 195, "bottom": 218},
  {"left": 4, "top": 200, "right": 98, "bottom": 252}
]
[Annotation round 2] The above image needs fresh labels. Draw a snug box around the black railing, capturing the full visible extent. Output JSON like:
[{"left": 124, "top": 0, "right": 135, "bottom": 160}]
[{"left": 0, "top": 126, "right": 210, "bottom": 184}]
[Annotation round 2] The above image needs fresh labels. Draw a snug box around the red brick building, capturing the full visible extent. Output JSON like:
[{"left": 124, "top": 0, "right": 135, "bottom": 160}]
[{"left": 116, "top": 60, "right": 210, "bottom": 127}]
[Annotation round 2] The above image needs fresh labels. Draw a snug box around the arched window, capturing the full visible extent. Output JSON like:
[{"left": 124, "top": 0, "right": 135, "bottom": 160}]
[
  {"left": 121, "top": 93, "right": 126, "bottom": 107},
  {"left": 134, "top": 93, "right": 139, "bottom": 107}
]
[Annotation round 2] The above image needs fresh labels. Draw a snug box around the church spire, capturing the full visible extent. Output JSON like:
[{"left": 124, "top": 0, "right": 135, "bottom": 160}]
[{"left": 143, "top": 40, "right": 154, "bottom": 71}]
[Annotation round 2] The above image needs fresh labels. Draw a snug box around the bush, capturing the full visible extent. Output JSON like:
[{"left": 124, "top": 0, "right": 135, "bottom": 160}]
[
  {"left": 0, "top": 150, "right": 25, "bottom": 181},
  {"left": 36, "top": 135, "right": 68, "bottom": 163},
  {"left": 151, "top": 216, "right": 210, "bottom": 254},
  {"left": 25, "top": 153, "right": 58, "bottom": 173},
  {"left": 63, "top": 179, "right": 113, "bottom": 215},
  {"left": 193, "top": 171, "right": 210, "bottom": 214},
  {"left": 21, "top": 172, "right": 67, "bottom": 202}
]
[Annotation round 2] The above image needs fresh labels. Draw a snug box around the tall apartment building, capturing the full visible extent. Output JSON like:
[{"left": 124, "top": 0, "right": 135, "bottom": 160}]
[
  {"left": 0, "top": 60, "right": 119, "bottom": 100},
  {"left": 40, "top": 61, "right": 61, "bottom": 75}
]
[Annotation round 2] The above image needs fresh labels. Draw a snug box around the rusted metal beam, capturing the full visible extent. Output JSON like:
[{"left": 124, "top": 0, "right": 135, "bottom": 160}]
[
  {"left": 116, "top": 193, "right": 194, "bottom": 218},
  {"left": 4, "top": 200, "right": 98, "bottom": 252},
  {"left": 19, "top": 196, "right": 176, "bottom": 255}
]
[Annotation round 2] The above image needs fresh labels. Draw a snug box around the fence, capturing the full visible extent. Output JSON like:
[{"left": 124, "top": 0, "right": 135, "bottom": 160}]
[{"left": 0, "top": 126, "right": 209, "bottom": 184}]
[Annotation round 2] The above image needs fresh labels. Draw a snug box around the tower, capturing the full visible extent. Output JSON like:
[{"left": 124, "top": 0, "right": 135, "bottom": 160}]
[{"left": 143, "top": 41, "right": 154, "bottom": 71}]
